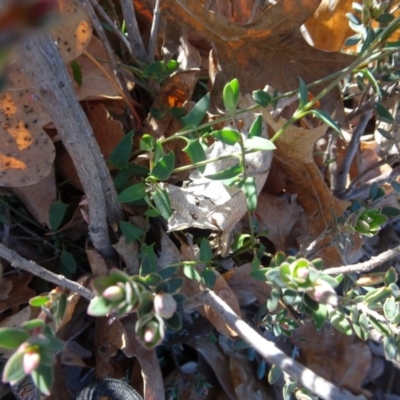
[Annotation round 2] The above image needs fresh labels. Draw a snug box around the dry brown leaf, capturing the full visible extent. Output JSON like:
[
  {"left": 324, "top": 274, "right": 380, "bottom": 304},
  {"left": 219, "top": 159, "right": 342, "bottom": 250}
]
[
  {"left": 87, "top": 248, "right": 108, "bottom": 277},
  {"left": 0, "top": 273, "right": 36, "bottom": 314},
  {"left": 261, "top": 108, "right": 352, "bottom": 264},
  {"left": 55, "top": 102, "right": 124, "bottom": 189},
  {"left": 255, "top": 192, "right": 302, "bottom": 252},
  {"left": 11, "top": 166, "right": 56, "bottom": 227},
  {"left": 112, "top": 235, "right": 140, "bottom": 275},
  {"left": 223, "top": 263, "right": 272, "bottom": 306},
  {"left": 295, "top": 321, "right": 372, "bottom": 398},
  {"left": 305, "top": 0, "right": 400, "bottom": 52},
  {"left": 69, "top": 36, "right": 123, "bottom": 100},
  {"left": 161, "top": 0, "right": 355, "bottom": 123}
]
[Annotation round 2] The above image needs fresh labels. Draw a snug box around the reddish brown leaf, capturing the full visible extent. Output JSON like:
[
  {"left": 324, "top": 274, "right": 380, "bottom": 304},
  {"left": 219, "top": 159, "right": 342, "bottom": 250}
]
[{"left": 161, "top": 0, "right": 356, "bottom": 123}]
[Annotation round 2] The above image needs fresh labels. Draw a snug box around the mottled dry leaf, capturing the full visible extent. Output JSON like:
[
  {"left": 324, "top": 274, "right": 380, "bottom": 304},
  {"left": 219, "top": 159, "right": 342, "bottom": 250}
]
[
  {"left": 0, "top": 273, "right": 36, "bottom": 314},
  {"left": 295, "top": 321, "right": 372, "bottom": 398},
  {"left": 162, "top": 0, "right": 355, "bottom": 123},
  {"left": 255, "top": 192, "right": 301, "bottom": 251},
  {"left": 0, "top": 0, "right": 92, "bottom": 187}
]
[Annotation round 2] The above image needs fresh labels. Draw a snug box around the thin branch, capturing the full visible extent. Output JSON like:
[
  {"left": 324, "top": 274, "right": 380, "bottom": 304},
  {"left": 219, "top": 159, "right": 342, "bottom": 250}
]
[
  {"left": 0, "top": 243, "right": 94, "bottom": 300},
  {"left": 82, "top": 0, "right": 140, "bottom": 130},
  {"left": 147, "top": 0, "right": 161, "bottom": 63},
  {"left": 324, "top": 243, "right": 400, "bottom": 275},
  {"left": 119, "top": 0, "right": 148, "bottom": 63},
  {"left": 198, "top": 289, "right": 366, "bottom": 400},
  {"left": 334, "top": 109, "right": 373, "bottom": 193},
  {"left": 89, "top": 0, "right": 131, "bottom": 54},
  {"left": 21, "top": 32, "right": 122, "bottom": 257}
]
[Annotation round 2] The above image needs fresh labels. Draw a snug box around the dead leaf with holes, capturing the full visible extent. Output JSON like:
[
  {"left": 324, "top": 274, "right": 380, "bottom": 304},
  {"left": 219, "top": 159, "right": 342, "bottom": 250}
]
[
  {"left": 0, "top": 0, "right": 92, "bottom": 188},
  {"left": 161, "top": 0, "right": 355, "bottom": 124},
  {"left": 0, "top": 273, "right": 36, "bottom": 314}
]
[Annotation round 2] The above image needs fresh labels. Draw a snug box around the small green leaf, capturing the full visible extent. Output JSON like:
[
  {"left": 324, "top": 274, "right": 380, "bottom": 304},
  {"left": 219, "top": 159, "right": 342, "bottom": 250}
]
[
  {"left": 151, "top": 186, "right": 172, "bottom": 219},
  {"left": 257, "top": 359, "right": 266, "bottom": 379},
  {"left": 364, "top": 287, "right": 392, "bottom": 305},
  {"left": 268, "top": 364, "right": 282, "bottom": 385},
  {"left": 140, "top": 134, "right": 154, "bottom": 152},
  {"left": 243, "top": 136, "right": 276, "bottom": 151},
  {"left": 0, "top": 328, "right": 29, "bottom": 349},
  {"left": 109, "top": 131, "right": 134, "bottom": 168},
  {"left": 369, "top": 182, "right": 378, "bottom": 200},
  {"left": 49, "top": 199, "right": 69, "bottom": 231},
  {"left": 312, "top": 303, "right": 327, "bottom": 330},
  {"left": 310, "top": 109, "right": 342, "bottom": 135},
  {"left": 204, "top": 163, "right": 243, "bottom": 180},
  {"left": 21, "top": 319, "right": 45, "bottom": 331},
  {"left": 118, "top": 183, "right": 147, "bottom": 203},
  {"left": 382, "top": 207, "right": 400, "bottom": 217},
  {"left": 252, "top": 90, "right": 272, "bottom": 107},
  {"left": 233, "top": 339, "right": 250, "bottom": 349},
  {"left": 183, "top": 138, "right": 207, "bottom": 173},
  {"left": 385, "top": 267, "right": 398, "bottom": 286},
  {"left": 165, "top": 312, "right": 182, "bottom": 330},
  {"left": 239, "top": 177, "right": 257, "bottom": 212},
  {"left": 267, "top": 288, "right": 280, "bottom": 312},
  {"left": 249, "top": 115, "right": 263, "bottom": 138},
  {"left": 383, "top": 336, "right": 397, "bottom": 360},
  {"left": 151, "top": 152, "right": 175, "bottom": 181},
  {"left": 375, "top": 102, "right": 394, "bottom": 124},
  {"left": 298, "top": 77, "right": 308, "bottom": 108},
  {"left": 199, "top": 238, "right": 213, "bottom": 262},
  {"left": 330, "top": 311, "right": 353, "bottom": 335},
  {"left": 158, "top": 266, "right": 179, "bottom": 280},
  {"left": 183, "top": 264, "right": 201, "bottom": 281},
  {"left": 182, "top": 93, "right": 210, "bottom": 129},
  {"left": 165, "top": 277, "right": 184, "bottom": 293},
  {"left": 210, "top": 128, "right": 241, "bottom": 145},
  {"left": 71, "top": 60, "right": 82, "bottom": 86},
  {"left": 31, "top": 364, "right": 53, "bottom": 396},
  {"left": 2, "top": 351, "right": 25, "bottom": 384},
  {"left": 87, "top": 296, "right": 113, "bottom": 317},
  {"left": 60, "top": 250, "right": 77, "bottom": 274},
  {"left": 201, "top": 268, "right": 216, "bottom": 288},
  {"left": 391, "top": 180, "right": 400, "bottom": 192},
  {"left": 223, "top": 78, "right": 240, "bottom": 114},
  {"left": 384, "top": 296, "right": 397, "bottom": 321},
  {"left": 119, "top": 220, "right": 145, "bottom": 242},
  {"left": 29, "top": 295, "right": 50, "bottom": 307}
]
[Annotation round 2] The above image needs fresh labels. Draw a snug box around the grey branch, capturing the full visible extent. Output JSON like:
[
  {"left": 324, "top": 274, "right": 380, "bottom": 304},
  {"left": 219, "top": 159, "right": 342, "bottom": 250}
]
[
  {"left": 324, "top": 243, "right": 400, "bottom": 275},
  {"left": 0, "top": 243, "right": 94, "bottom": 300},
  {"left": 20, "top": 32, "right": 123, "bottom": 257},
  {"left": 199, "top": 289, "right": 366, "bottom": 400}
]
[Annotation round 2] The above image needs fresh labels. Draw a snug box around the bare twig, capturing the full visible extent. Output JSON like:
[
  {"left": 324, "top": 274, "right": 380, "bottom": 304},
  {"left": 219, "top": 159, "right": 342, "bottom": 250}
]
[
  {"left": 82, "top": 0, "right": 140, "bottom": 129},
  {"left": 89, "top": 0, "right": 131, "bottom": 54},
  {"left": 0, "top": 243, "right": 94, "bottom": 300},
  {"left": 334, "top": 109, "right": 373, "bottom": 193},
  {"left": 21, "top": 32, "right": 122, "bottom": 257},
  {"left": 147, "top": 0, "right": 161, "bottom": 63},
  {"left": 119, "top": 0, "right": 148, "bottom": 63},
  {"left": 198, "top": 289, "right": 366, "bottom": 400},
  {"left": 324, "top": 242, "right": 400, "bottom": 275}
]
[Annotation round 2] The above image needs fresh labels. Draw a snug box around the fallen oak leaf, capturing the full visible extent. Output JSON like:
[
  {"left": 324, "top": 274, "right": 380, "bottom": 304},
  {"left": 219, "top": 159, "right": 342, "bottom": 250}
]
[{"left": 161, "top": 0, "right": 356, "bottom": 124}]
